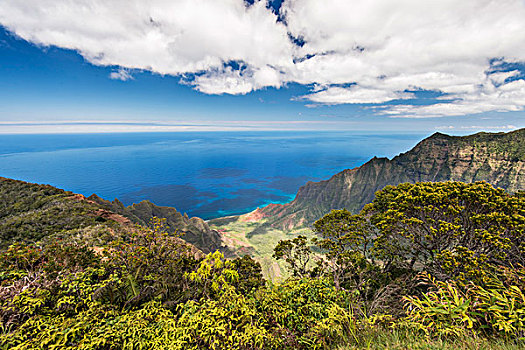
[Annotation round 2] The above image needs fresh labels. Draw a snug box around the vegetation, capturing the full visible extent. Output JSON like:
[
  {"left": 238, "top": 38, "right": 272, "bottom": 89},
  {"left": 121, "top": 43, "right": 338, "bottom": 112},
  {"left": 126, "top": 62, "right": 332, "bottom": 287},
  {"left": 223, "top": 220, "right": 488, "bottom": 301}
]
[
  {"left": 0, "top": 176, "right": 222, "bottom": 254},
  {"left": 273, "top": 181, "right": 525, "bottom": 344},
  {"left": 89, "top": 195, "right": 224, "bottom": 253},
  {"left": 1, "top": 179, "right": 525, "bottom": 349},
  {"left": 367, "top": 182, "right": 525, "bottom": 282},
  {"left": 0, "top": 177, "right": 118, "bottom": 248}
]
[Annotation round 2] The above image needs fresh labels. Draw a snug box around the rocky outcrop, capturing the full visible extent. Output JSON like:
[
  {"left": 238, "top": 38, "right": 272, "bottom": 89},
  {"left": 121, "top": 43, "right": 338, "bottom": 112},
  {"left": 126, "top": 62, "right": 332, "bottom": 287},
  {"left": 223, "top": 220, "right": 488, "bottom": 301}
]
[
  {"left": 255, "top": 129, "right": 525, "bottom": 231},
  {"left": 88, "top": 195, "right": 224, "bottom": 254}
]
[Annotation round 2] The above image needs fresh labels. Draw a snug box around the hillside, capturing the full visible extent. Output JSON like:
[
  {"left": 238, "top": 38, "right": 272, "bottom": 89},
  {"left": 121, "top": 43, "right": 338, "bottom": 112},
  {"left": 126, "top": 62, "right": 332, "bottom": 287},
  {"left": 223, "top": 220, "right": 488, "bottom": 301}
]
[
  {"left": 0, "top": 177, "right": 128, "bottom": 249},
  {"left": 232, "top": 129, "right": 525, "bottom": 232},
  {"left": 87, "top": 195, "right": 223, "bottom": 253},
  {"left": 0, "top": 177, "right": 222, "bottom": 253}
]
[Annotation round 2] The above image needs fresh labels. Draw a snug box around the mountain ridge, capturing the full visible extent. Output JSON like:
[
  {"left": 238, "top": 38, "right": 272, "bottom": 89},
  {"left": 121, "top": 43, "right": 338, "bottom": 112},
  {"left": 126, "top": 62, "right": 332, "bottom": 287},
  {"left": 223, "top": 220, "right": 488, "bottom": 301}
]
[
  {"left": 232, "top": 128, "right": 525, "bottom": 231},
  {"left": 86, "top": 194, "right": 224, "bottom": 254},
  {"left": 0, "top": 176, "right": 221, "bottom": 254}
]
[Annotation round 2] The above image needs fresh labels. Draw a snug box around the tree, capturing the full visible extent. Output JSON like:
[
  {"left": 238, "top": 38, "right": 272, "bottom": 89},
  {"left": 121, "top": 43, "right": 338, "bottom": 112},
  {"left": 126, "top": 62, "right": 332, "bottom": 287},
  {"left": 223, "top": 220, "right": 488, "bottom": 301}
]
[
  {"left": 313, "top": 209, "right": 373, "bottom": 290},
  {"left": 365, "top": 181, "right": 525, "bottom": 282},
  {"left": 231, "top": 255, "right": 265, "bottom": 295},
  {"left": 273, "top": 235, "right": 315, "bottom": 278}
]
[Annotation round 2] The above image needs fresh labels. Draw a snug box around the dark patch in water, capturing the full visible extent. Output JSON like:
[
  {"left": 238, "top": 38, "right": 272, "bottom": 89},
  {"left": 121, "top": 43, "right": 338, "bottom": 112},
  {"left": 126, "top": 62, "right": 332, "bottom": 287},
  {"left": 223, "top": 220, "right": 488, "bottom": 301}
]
[
  {"left": 241, "top": 178, "right": 268, "bottom": 184},
  {"left": 198, "top": 167, "right": 248, "bottom": 179},
  {"left": 197, "top": 190, "right": 289, "bottom": 219},
  {"left": 198, "top": 191, "right": 219, "bottom": 198}
]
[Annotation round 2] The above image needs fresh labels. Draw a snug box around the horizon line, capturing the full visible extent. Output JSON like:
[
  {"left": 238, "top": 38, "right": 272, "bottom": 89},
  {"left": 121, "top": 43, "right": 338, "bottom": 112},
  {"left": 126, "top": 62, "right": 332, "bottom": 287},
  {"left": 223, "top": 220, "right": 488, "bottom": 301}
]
[{"left": 0, "top": 120, "right": 521, "bottom": 135}]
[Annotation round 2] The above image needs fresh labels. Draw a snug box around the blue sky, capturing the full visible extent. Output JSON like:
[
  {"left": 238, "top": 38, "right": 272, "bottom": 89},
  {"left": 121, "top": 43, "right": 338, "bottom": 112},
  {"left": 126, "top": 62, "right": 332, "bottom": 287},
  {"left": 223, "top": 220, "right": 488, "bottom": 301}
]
[{"left": 0, "top": 0, "right": 524, "bottom": 133}]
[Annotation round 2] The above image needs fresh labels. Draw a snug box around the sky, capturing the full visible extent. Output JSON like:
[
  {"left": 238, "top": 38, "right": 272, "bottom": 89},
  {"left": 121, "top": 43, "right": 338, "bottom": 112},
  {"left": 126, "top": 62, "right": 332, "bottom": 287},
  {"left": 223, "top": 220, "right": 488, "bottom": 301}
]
[{"left": 0, "top": 0, "right": 525, "bottom": 133}]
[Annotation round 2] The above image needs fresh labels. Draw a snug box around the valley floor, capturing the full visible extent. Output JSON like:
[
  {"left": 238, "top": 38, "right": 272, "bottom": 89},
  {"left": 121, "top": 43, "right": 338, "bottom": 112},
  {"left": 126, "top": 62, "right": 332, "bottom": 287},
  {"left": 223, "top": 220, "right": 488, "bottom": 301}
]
[{"left": 210, "top": 213, "right": 313, "bottom": 280}]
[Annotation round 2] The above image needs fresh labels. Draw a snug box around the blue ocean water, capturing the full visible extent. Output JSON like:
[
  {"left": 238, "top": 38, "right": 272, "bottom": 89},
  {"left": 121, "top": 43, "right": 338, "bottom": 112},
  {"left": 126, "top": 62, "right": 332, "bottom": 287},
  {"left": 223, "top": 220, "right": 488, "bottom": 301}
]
[{"left": 0, "top": 132, "right": 426, "bottom": 219}]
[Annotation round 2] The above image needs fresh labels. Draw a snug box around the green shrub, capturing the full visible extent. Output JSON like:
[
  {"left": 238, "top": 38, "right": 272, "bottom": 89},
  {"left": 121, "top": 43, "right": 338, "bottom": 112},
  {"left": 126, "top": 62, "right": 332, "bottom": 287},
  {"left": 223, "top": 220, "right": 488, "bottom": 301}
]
[
  {"left": 173, "top": 288, "right": 277, "bottom": 350},
  {"left": 255, "top": 277, "right": 357, "bottom": 349},
  {"left": 401, "top": 274, "right": 474, "bottom": 337},
  {"left": 97, "top": 218, "right": 199, "bottom": 308},
  {"left": 402, "top": 271, "right": 525, "bottom": 338},
  {"left": 231, "top": 254, "right": 265, "bottom": 295}
]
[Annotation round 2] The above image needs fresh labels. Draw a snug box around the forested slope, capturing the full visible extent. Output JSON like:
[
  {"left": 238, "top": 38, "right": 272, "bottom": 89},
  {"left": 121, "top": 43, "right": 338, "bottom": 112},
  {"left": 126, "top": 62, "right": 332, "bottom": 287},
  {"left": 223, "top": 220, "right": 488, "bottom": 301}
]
[{"left": 0, "top": 177, "right": 222, "bottom": 253}]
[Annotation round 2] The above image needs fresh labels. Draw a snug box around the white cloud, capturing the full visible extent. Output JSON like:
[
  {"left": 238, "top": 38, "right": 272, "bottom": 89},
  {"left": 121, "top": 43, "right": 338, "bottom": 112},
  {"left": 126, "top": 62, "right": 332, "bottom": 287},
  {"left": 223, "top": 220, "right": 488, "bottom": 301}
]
[
  {"left": 489, "top": 70, "right": 521, "bottom": 85},
  {"left": 0, "top": 0, "right": 293, "bottom": 83},
  {"left": 458, "top": 124, "right": 517, "bottom": 130},
  {"left": 299, "top": 86, "right": 414, "bottom": 104},
  {"left": 109, "top": 68, "right": 133, "bottom": 81},
  {"left": 434, "top": 124, "right": 518, "bottom": 131},
  {"left": 0, "top": 119, "right": 353, "bottom": 133},
  {"left": 192, "top": 64, "right": 284, "bottom": 94},
  {"left": 385, "top": 79, "right": 525, "bottom": 118},
  {"left": 282, "top": 0, "right": 525, "bottom": 115},
  {"left": 1, "top": 0, "right": 525, "bottom": 117}
]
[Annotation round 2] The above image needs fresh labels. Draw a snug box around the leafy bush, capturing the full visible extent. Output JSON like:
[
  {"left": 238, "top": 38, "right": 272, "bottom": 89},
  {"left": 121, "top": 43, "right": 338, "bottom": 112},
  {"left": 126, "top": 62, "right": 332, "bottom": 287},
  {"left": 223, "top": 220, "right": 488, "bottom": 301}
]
[
  {"left": 402, "top": 271, "right": 525, "bottom": 338},
  {"left": 401, "top": 274, "right": 475, "bottom": 337},
  {"left": 97, "top": 218, "right": 199, "bottom": 308},
  {"left": 1, "top": 266, "right": 112, "bottom": 348},
  {"left": 231, "top": 254, "right": 265, "bottom": 295},
  {"left": 255, "top": 277, "right": 357, "bottom": 349},
  {"left": 173, "top": 288, "right": 277, "bottom": 350}
]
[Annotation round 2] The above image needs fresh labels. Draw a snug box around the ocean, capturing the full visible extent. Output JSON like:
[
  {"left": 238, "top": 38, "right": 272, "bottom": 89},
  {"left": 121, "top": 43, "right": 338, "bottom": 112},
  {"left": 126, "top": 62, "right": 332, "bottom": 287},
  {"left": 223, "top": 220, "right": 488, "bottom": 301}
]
[{"left": 0, "top": 131, "right": 426, "bottom": 219}]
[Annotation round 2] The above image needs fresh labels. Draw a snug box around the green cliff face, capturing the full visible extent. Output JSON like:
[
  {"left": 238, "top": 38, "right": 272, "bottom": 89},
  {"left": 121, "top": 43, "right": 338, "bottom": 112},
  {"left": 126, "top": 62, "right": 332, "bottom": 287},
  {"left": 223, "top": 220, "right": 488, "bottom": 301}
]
[{"left": 255, "top": 129, "right": 525, "bottom": 231}]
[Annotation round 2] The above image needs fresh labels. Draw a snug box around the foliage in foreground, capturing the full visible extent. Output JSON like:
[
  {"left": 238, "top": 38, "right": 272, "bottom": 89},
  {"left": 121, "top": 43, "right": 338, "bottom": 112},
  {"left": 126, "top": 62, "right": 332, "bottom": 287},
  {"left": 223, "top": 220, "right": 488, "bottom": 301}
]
[
  {"left": 402, "top": 270, "right": 525, "bottom": 338},
  {"left": 0, "top": 219, "right": 355, "bottom": 349},
  {"left": 337, "top": 328, "right": 525, "bottom": 350},
  {"left": 1, "top": 181, "right": 525, "bottom": 349},
  {"left": 274, "top": 181, "right": 525, "bottom": 339}
]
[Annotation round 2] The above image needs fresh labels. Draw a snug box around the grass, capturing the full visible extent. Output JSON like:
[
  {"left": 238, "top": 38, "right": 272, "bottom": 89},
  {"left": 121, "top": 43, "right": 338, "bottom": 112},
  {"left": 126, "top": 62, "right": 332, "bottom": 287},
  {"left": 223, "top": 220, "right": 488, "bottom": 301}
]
[{"left": 336, "top": 329, "right": 525, "bottom": 350}]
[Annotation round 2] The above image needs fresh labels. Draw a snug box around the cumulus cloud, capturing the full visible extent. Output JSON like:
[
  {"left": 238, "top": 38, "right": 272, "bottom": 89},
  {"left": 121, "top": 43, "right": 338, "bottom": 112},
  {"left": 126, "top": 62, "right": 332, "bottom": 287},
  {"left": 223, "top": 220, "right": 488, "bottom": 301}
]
[
  {"left": 385, "top": 77, "right": 525, "bottom": 118},
  {"left": 282, "top": 0, "right": 525, "bottom": 116},
  {"left": 0, "top": 0, "right": 293, "bottom": 78},
  {"left": 1, "top": 0, "right": 525, "bottom": 117},
  {"left": 191, "top": 64, "right": 284, "bottom": 94}
]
